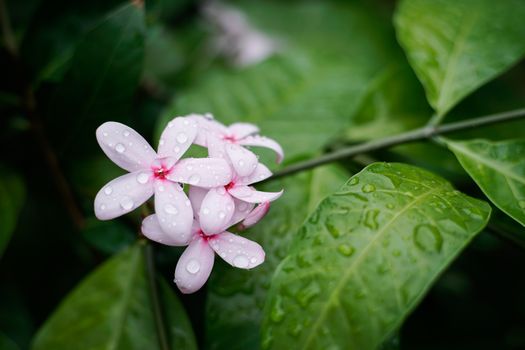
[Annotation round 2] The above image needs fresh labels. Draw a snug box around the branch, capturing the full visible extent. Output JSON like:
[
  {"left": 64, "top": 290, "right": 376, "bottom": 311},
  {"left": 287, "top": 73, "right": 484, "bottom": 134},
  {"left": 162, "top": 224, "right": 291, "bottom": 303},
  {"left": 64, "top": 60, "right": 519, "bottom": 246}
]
[{"left": 267, "top": 108, "right": 525, "bottom": 181}]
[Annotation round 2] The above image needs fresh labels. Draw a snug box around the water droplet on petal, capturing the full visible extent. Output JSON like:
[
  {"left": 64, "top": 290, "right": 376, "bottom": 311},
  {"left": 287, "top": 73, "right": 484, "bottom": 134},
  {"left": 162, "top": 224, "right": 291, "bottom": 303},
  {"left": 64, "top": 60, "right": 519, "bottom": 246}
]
[
  {"left": 250, "top": 257, "right": 257, "bottom": 264},
  {"left": 120, "top": 197, "right": 134, "bottom": 210},
  {"left": 176, "top": 133, "right": 188, "bottom": 143},
  {"left": 136, "top": 173, "right": 149, "bottom": 184},
  {"left": 185, "top": 200, "right": 191, "bottom": 207},
  {"left": 100, "top": 204, "right": 106, "bottom": 210},
  {"left": 188, "top": 174, "right": 200, "bottom": 185},
  {"left": 238, "top": 160, "right": 245, "bottom": 167},
  {"left": 186, "top": 259, "right": 200, "bottom": 274},
  {"left": 219, "top": 211, "right": 226, "bottom": 219},
  {"left": 173, "top": 146, "right": 180, "bottom": 153},
  {"left": 104, "top": 186, "right": 113, "bottom": 195},
  {"left": 123, "top": 131, "right": 130, "bottom": 137},
  {"left": 233, "top": 255, "right": 249, "bottom": 268},
  {"left": 164, "top": 204, "right": 178, "bottom": 215},
  {"left": 202, "top": 207, "right": 210, "bottom": 215},
  {"left": 115, "top": 143, "right": 125, "bottom": 153}
]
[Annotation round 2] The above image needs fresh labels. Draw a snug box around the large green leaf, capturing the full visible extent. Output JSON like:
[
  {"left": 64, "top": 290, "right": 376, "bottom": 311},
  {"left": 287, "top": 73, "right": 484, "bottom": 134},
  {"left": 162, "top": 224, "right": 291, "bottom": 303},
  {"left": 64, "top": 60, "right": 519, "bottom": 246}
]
[
  {"left": 395, "top": 0, "right": 525, "bottom": 117},
  {"left": 32, "top": 244, "right": 197, "bottom": 350},
  {"left": 45, "top": 2, "right": 145, "bottom": 155},
  {"left": 262, "top": 163, "right": 491, "bottom": 350},
  {"left": 157, "top": 1, "right": 409, "bottom": 163},
  {"left": 0, "top": 168, "right": 25, "bottom": 258},
  {"left": 447, "top": 139, "right": 525, "bottom": 226},
  {"left": 206, "top": 165, "right": 349, "bottom": 350}
]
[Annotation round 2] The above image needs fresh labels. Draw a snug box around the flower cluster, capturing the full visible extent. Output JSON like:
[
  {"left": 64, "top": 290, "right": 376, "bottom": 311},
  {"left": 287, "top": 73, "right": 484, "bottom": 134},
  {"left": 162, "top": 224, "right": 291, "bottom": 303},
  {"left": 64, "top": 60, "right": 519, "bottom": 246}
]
[{"left": 94, "top": 114, "right": 283, "bottom": 293}]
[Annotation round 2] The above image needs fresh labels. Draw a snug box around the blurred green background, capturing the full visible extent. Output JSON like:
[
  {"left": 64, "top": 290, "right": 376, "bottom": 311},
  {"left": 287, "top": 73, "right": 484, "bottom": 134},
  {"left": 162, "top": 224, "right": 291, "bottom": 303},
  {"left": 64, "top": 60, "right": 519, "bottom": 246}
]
[{"left": 1, "top": 0, "right": 525, "bottom": 349}]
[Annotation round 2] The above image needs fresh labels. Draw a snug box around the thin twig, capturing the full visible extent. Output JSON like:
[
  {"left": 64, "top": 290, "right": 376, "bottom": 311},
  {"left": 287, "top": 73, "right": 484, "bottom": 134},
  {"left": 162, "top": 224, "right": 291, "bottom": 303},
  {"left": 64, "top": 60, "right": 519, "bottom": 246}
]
[
  {"left": 144, "top": 243, "right": 170, "bottom": 350},
  {"left": 0, "top": 0, "right": 17, "bottom": 57},
  {"left": 266, "top": 108, "right": 525, "bottom": 182}
]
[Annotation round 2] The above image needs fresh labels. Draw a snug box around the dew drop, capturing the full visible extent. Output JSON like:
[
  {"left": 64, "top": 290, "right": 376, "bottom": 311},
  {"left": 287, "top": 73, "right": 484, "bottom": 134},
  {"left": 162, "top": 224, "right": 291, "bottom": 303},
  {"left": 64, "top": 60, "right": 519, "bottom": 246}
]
[
  {"left": 250, "top": 257, "right": 257, "bottom": 264},
  {"left": 100, "top": 204, "right": 106, "bottom": 210},
  {"left": 123, "top": 131, "right": 130, "bottom": 137},
  {"left": 202, "top": 207, "right": 210, "bottom": 215},
  {"left": 115, "top": 143, "right": 126, "bottom": 153},
  {"left": 186, "top": 259, "right": 200, "bottom": 274},
  {"left": 348, "top": 177, "right": 359, "bottom": 186},
  {"left": 176, "top": 132, "right": 188, "bottom": 143},
  {"left": 413, "top": 224, "right": 443, "bottom": 253},
  {"left": 218, "top": 211, "right": 226, "bottom": 219},
  {"left": 519, "top": 200, "right": 525, "bottom": 209},
  {"left": 104, "top": 186, "right": 113, "bottom": 195},
  {"left": 120, "top": 197, "right": 134, "bottom": 210},
  {"left": 362, "top": 184, "right": 376, "bottom": 193},
  {"left": 188, "top": 174, "right": 200, "bottom": 185},
  {"left": 233, "top": 255, "right": 249, "bottom": 268},
  {"left": 136, "top": 172, "right": 149, "bottom": 184},
  {"left": 238, "top": 160, "right": 245, "bottom": 167},
  {"left": 364, "top": 209, "right": 379, "bottom": 230},
  {"left": 164, "top": 204, "right": 178, "bottom": 215},
  {"left": 337, "top": 244, "right": 354, "bottom": 256}
]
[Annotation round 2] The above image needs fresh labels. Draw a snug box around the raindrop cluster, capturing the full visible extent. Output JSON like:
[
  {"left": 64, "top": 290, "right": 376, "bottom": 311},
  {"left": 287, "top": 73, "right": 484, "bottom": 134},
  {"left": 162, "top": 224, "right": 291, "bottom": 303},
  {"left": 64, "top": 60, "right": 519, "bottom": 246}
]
[{"left": 94, "top": 114, "right": 284, "bottom": 293}]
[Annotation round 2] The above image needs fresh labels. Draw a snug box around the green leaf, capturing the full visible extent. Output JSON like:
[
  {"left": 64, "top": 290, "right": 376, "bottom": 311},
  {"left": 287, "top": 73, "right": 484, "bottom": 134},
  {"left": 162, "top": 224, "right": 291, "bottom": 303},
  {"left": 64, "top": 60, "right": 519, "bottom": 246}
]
[
  {"left": 32, "top": 244, "right": 196, "bottom": 350},
  {"left": 81, "top": 218, "right": 135, "bottom": 255},
  {"left": 45, "top": 2, "right": 146, "bottom": 155},
  {"left": 0, "top": 332, "right": 19, "bottom": 350},
  {"left": 395, "top": 0, "right": 525, "bottom": 116},
  {"left": 447, "top": 139, "right": 525, "bottom": 226},
  {"left": 262, "top": 163, "right": 490, "bottom": 350},
  {"left": 0, "top": 168, "right": 25, "bottom": 257},
  {"left": 157, "top": 1, "right": 408, "bottom": 163},
  {"left": 206, "top": 165, "right": 349, "bottom": 350}
]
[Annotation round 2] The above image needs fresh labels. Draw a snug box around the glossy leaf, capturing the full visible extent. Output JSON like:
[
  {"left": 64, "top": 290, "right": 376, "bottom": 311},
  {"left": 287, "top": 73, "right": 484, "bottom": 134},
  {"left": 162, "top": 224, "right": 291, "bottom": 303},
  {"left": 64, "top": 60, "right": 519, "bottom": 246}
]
[
  {"left": 395, "top": 0, "right": 525, "bottom": 116},
  {"left": 81, "top": 218, "right": 135, "bottom": 255},
  {"left": 157, "top": 1, "right": 407, "bottom": 163},
  {"left": 206, "top": 165, "right": 349, "bottom": 350},
  {"left": 32, "top": 244, "right": 197, "bottom": 350},
  {"left": 45, "top": 2, "right": 145, "bottom": 154},
  {"left": 447, "top": 139, "right": 525, "bottom": 226},
  {"left": 0, "top": 168, "right": 25, "bottom": 258},
  {"left": 262, "top": 163, "right": 491, "bottom": 350}
]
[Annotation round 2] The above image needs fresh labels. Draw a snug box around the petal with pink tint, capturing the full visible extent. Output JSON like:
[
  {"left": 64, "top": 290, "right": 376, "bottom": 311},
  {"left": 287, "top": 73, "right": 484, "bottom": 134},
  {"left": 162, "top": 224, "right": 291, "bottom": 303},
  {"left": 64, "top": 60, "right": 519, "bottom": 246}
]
[
  {"left": 206, "top": 134, "right": 228, "bottom": 159},
  {"left": 225, "top": 143, "right": 258, "bottom": 177},
  {"left": 229, "top": 198, "right": 255, "bottom": 227},
  {"left": 154, "top": 181, "right": 193, "bottom": 238},
  {"left": 141, "top": 214, "right": 191, "bottom": 246},
  {"left": 168, "top": 158, "right": 232, "bottom": 188},
  {"left": 228, "top": 185, "right": 283, "bottom": 203},
  {"left": 157, "top": 117, "right": 198, "bottom": 160},
  {"left": 199, "top": 188, "right": 235, "bottom": 235},
  {"left": 94, "top": 171, "right": 154, "bottom": 220},
  {"left": 237, "top": 163, "right": 272, "bottom": 185},
  {"left": 238, "top": 135, "right": 284, "bottom": 163},
  {"left": 239, "top": 202, "right": 270, "bottom": 230},
  {"left": 228, "top": 122, "right": 259, "bottom": 139},
  {"left": 96, "top": 122, "right": 156, "bottom": 172},
  {"left": 175, "top": 237, "right": 215, "bottom": 294},
  {"left": 188, "top": 186, "right": 209, "bottom": 216},
  {"left": 208, "top": 231, "right": 265, "bottom": 269},
  {"left": 188, "top": 114, "right": 228, "bottom": 146}
]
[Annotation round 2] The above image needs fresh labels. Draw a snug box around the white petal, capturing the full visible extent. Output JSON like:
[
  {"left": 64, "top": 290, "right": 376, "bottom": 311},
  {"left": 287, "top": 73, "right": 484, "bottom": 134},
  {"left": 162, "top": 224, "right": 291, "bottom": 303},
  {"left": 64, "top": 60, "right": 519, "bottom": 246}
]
[
  {"left": 239, "top": 202, "right": 270, "bottom": 230},
  {"left": 157, "top": 117, "right": 198, "bottom": 160},
  {"left": 141, "top": 214, "right": 191, "bottom": 246},
  {"left": 228, "top": 123, "right": 259, "bottom": 139},
  {"left": 188, "top": 186, "right": 209, "bottom": 217},
  {"left": 206, "top": 134, "right": 228, "bottom": 159},
  {"left": 96, "top": 122, "right": 156, "bottom": 172},
  {"left": 225, "top": 143, "right": 258, "bottom": 177},
  {"left": 168, "top": 158, "right": 232, "bottom": 188},
  {"left": 208, "top": 231, "right": 265, "bottom": 269},
  {"left": 229, "top": 198, "right": 255, "bottom": 227},
  {"left": 238, "top": 135, "right": 284, "bottom": 163},
  {"left": 94, "top": 171, "right": 154, "bottom": 220},
  {"left": 199, "top": 188, "right": 235, "bottom": 235},
  {"left": 237, "top": 163, "right": 272, "bottom": 185},
  {"left": 174, "top": 237, "right": 215, "bottom": 294},
  {"left": 154, "top": 181, "right": 193, "bottom": 237},
  {"left": 187, "top": 114, "right": 228, "bottom": 146},
  {"left": 228, "top": 185, "right": 283, "bottom": 203}
]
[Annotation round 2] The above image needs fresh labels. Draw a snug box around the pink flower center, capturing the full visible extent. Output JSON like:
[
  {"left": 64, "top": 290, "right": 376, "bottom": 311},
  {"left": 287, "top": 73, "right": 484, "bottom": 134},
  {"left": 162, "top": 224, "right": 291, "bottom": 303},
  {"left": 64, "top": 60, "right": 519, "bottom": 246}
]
[
  {"left": 225, "top": 181, "right": 236, "bottom": 191},
  {"left": 222, "top": 134, "right": 237, "bottom": 143},
  {"left": 197, "top": 230, "right": 217, "bottom": 241},
  {"left": 152, "top": 166, "right": 171, "bottom": 180}
]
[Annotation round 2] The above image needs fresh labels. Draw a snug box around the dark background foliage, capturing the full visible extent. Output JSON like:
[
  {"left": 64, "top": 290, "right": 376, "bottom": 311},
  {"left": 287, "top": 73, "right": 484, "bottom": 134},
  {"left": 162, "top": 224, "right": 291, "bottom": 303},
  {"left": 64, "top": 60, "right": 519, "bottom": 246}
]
[{"left": 1, "top": 0, "right": 525, "bottom": 349}]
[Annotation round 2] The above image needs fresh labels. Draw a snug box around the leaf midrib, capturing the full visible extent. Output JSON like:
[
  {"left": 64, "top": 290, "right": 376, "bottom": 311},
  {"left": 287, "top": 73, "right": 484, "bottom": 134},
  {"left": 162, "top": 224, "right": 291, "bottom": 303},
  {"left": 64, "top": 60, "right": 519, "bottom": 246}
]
[{"left": 300, "top": 185, "right": 443, "bottom": 349}]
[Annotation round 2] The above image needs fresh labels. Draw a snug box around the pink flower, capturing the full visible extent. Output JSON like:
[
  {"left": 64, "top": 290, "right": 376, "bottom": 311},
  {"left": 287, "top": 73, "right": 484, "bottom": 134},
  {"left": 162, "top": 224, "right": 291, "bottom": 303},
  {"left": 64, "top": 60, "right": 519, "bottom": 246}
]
[
  {"left": 94, "top": 117, "right": 232, "bottom": 236},
  {"left": 189, "top": 114, "right": 284, "bottom": 176},
  {"left": 141, "top": 185, "right": 267, "bottom": 294},
  {"left": 190, "top": 162, "right": 282, "bottom": 235}
]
